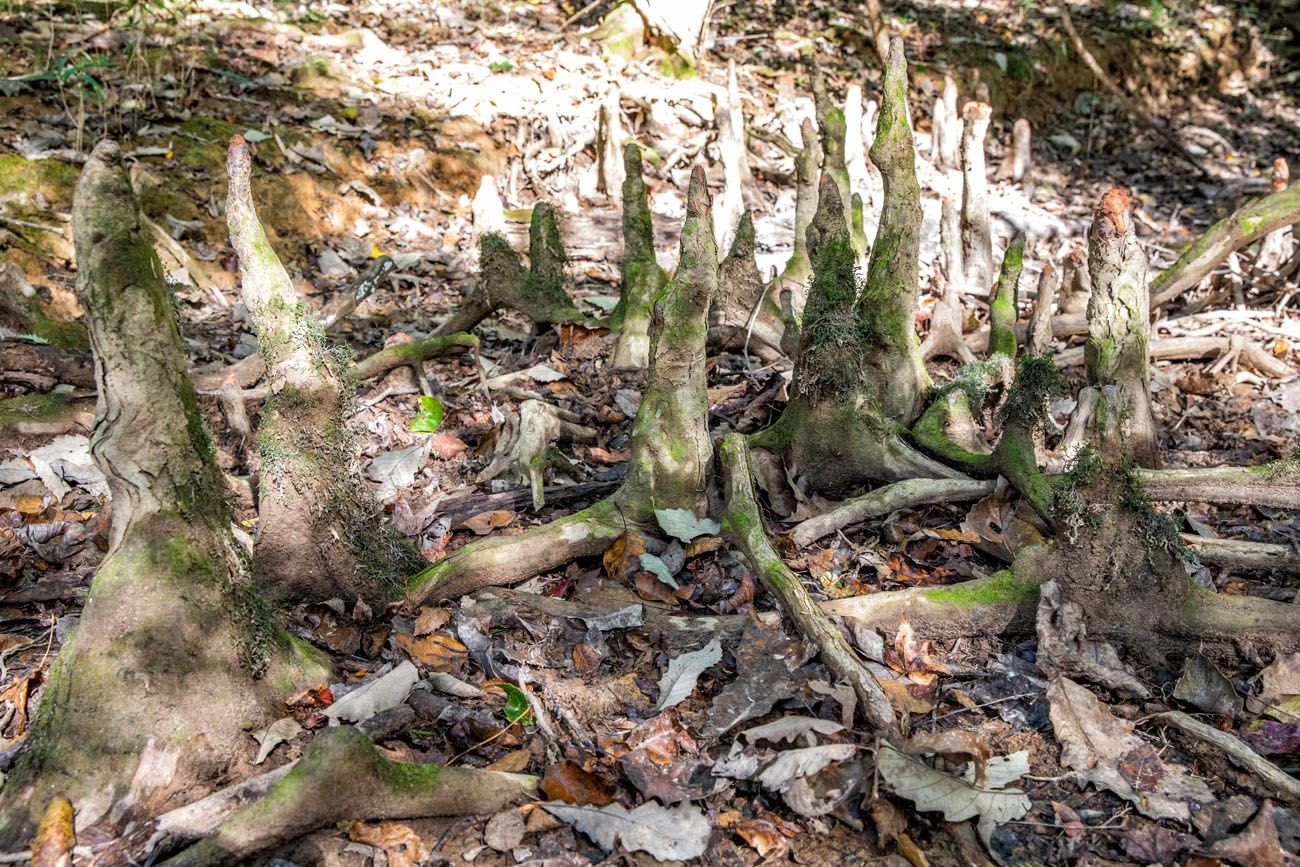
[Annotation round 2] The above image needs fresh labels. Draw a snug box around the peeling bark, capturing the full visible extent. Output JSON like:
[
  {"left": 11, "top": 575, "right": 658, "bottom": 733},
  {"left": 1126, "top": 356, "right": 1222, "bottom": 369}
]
[{"left": 0, "top": 142, "right": 328, "bottom": 846}]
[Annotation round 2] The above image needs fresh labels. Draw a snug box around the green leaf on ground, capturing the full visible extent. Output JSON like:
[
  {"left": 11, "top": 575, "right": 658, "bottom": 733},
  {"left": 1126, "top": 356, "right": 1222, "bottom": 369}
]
[
  {"left": 654, "top": 508, "right": 720, "bottom": 543},
  {"left": 410, "top": 396, "right": 445, "bottom": 433}
]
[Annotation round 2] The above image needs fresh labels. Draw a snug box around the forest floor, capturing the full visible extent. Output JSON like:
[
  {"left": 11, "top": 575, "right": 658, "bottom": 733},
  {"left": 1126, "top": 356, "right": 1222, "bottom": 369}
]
[{"left": 2, "top": 0, "right": 1300, "bottom": 864}]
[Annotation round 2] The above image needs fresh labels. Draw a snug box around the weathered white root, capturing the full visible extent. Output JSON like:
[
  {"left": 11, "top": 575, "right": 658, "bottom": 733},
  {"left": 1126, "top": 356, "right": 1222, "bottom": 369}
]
[
  {"left": 959, "top": 101, "right": 994, "bottom": 296},
  {"left": 1151, "top": 166, "right": 1300, "bottom": 307},
  {"left": 1182, "top": 534, "right": 1300, "bottom": 572},
  {"left": 1134, "top": 464, "right": 1300, "bottom": 510},
  {"left": 1053, "top": 334, "right": 1293, "bottom": 378},
  {"left": 478, "top": 400, "right": 596, "bottom": 510},
  {"left": 1153, "top": 714, "right": 1300, "bottom": 805},
  {"left": 790, "top": 478, "right": 995, "bottom": 548},
  {"left": 719, "top": 434, "right": 896, "bottom": 731},
  {"left": 160, "top": 727, "right": 536, "bottom": 867}
]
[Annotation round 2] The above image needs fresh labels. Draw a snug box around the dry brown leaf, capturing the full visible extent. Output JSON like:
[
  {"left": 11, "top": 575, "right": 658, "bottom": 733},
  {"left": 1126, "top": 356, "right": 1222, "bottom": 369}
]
[
  {"left": 348, "top": 822, "right": 429, "bottom": 867},
  {"left": 1207, "top": 800, "right": 1291, "bottom": 867},
  {"left": 486, "top": 748, "right": 532, "bottom": 773},
  {"left": 30, "top": 795, "right": 74, "bottom": 867},
  {"left": 586, "top": 446, "right": 628, "bottom": 465},
  {"left": 902, "top": 729, "right": 993, "bottom": 785},
  {"left": 1048, "top": 677, "right": 1213, "bottom": 821},
  {"left": 540, "top": 759, "right": 617, "bottom": 806},
  {"left": 427, "top": 431, "right": 468, "bottom": 460},
  {"left": 394, "top": 633, "right": 467, "bottom": 672},
  {"left": 603, "top": 531, "right": 646, "bottom": 579},
  {"left": 459, "top": 509, "right": 517, "bottom": 535},
  {"left": 573, "top": 642, "right": 602, "bottom": 675},
  {"left": 734, "top": 819, "right": 789, "bottom": 858},
  {"left": 412, "top": 606, "right": 451, "bottom": 636},
  {"left": 17, "top": 494, "right": 44, "bottom": 515},
  {"left": 892, "top": 614, "right": 951, "bottom": 685},
  {"left": 879, "top": 678, "right": 936, "bottom": 715}
]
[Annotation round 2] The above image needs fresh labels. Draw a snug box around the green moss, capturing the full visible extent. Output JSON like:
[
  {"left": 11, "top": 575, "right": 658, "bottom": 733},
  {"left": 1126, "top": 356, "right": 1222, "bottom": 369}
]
[
  {"left": 928, "top": 569, "right": 1038, "bottom": 605},
  {"left": 0, "top": 389, "right": 83, "bottom": 427},
  {"left": 997, "top": 354, "right": 1066, "bottom": 430},
  {"left": 799, "top": 234, "right": 864, "bottom": 399},
  {"left": 911, "top": 396, "right": 994, "bottom": 475},
  {"left": 0, "top": 155, "right": 79, "bottom": 207}
]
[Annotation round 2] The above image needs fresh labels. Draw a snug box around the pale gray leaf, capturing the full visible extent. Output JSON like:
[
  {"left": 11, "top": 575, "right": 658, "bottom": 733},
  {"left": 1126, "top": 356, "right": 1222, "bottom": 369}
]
[
  {"left": 742, "top": 716, "right": 844, "bottom": 745},
  {"left": 638, "top": 553, "right": 679, "bottom": 589},
  {"left": 757, "top": 744, "right": 857, "bottom": 793},
  {"left": 657, "top": 637, "right": 721, "bottom": 710},
  {"left": 542, "top": 801, "right": 710, "bottom": 861},
  {"left": 252, "top": 717, "right": 302, "bottom": 765},
  {"left": 878, "top": 741, "right": 1031, "bottom": 824},
  {"left": 654, "top": 508, "right": 721, "bottom": 543},
  {"left": 323, "top": 661, "right": 419, "bottom": 725}
]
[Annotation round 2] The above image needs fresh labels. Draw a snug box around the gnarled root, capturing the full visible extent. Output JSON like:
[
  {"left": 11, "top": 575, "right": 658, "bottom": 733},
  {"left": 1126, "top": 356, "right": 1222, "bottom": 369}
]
[
  {"left": 227, "top": 136, "right": 422, "bottom": 605},
  {"left": 819, "top": 548, "right": 1049, "bottom": 640},
  {"left": 790, "top": 477, "right": 996, "bottom": 548},
  {"left": 160, "top": 726, "right": 535, "bottom": 867},
  {"left": 1151, "top": 167, "right": 1300, "bottom": 308},
  {"left": 409, "top": 166, "right": 720, "bottom": 604},
  {"left": 718, "top": 434, "right": 895, "bottom": 731},
  {"left": 436, "top": 203, "right": 586, "bottom": 337},
  {"left": 478, "top": 399, "right": 597, "bottom": 510},
  {"left": 352, "top": 332, "right": 478, "bottom": 383}
]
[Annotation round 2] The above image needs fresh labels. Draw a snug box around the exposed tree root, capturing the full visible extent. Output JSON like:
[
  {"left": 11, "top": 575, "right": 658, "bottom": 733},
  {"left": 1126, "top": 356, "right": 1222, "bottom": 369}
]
[
  {"left": 790, "top": 478, "right": 995, "bottom": 548},
  {"left": 351, "top": 332, "right": 479, "bottom": 383},
  {"left": 1053, "top": 334, "right": 1293, "bottom": 378},
  {"left": 718, "top": 434, "right": 896, "bottom": 731},
  {"left": 408, "top": 167, "right": 720, "bottom": 604},
  {"left": 227, "top": 136, "right": 422, "bottom": 605},
  {"left": 435, "top": 202, "right": 586, "bottom": 337},
  {"left": 1182, "top": 534, "right": 1300, "bottom": 572},
  {"left": 1153, "top": 713, "right": 1300, "bottom": 805},
  {"left": 1150, "top": 157, "right": 1300, "bottom": 307},
  {"left": 159, "top": 726, "right": 535, "bottom": 867},
  {"left": 610, "top": 143, "right": 668, "bottom": 368},
  {"left": 0, "top": 142, "right": 328, "bottom": 846},
  {"left": 1132, "top": 461, "right": 1300, "bottom": 509}
]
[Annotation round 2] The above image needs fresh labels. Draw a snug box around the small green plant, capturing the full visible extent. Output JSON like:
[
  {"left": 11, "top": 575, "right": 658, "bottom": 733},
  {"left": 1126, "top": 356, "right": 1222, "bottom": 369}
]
[
  {"left": 497, "top": 683, "right": 533, "bottom": 726},
  {"left": 489, "top": 60, "right": 513, "bottom": 72}
]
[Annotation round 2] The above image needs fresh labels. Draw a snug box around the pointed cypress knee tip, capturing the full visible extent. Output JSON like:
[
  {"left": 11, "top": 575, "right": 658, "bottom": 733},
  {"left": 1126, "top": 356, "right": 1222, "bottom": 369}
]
[
  {"left": 1098, "top": 189, "right": 1131, "bottom": 235},
  {"left": 962, "top": 101, "right": 991, "bottom": 122},
  {"left": 686, "top": 165, "right": 711, "bottom": 217},
  {"left": 885, "top": 36, "right": 906, "bottom": 73},
  {"left": 88, "top": 139, "right": 120, "bottom": 164},
  {"left": 623, "top": 141, "right": 642, "bottom": 171}
]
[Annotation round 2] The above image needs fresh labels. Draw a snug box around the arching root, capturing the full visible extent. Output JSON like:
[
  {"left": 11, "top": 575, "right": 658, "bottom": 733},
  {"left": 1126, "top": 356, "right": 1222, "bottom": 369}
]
[
  {"left": 790, "top": 477, "right": 995, "bottom": 548},
  {"left": 159, "top": 726, "right": 535, "bottom": 867},
  {"left": 719, "top": 434, "right": 896, "bottom": 731}
]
